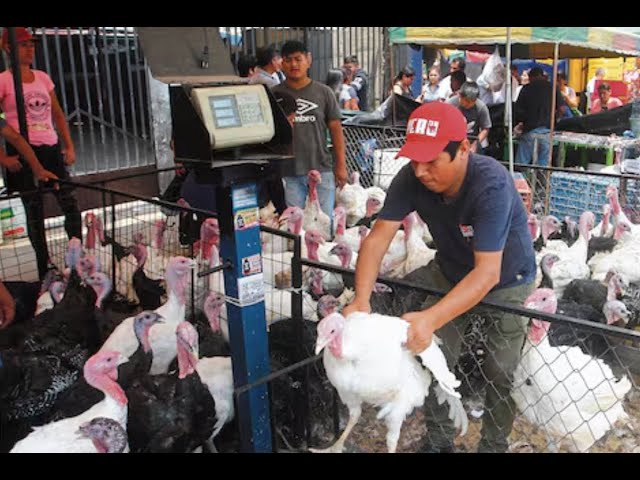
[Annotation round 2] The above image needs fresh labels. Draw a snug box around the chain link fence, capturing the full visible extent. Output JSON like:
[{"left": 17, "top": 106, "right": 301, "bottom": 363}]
[{"left": 2, "top": 155, "right": 640, "bottom": 452}]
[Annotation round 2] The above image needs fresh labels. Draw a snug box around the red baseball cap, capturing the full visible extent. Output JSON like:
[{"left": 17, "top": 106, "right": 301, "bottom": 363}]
[
  {"left": 396, "top": 101, "right": 468, "bottom": 163},
  {"left": 2, "top": 27, "right": 37, "bottom": 47}
]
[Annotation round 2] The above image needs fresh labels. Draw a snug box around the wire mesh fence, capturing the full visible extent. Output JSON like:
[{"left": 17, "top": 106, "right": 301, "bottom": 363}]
[
  {"left": 2, "top": 159, "right": 640, "bottom": 452},
  {"left": 343, "top": 124, "right": 407, "bottom": 189}
]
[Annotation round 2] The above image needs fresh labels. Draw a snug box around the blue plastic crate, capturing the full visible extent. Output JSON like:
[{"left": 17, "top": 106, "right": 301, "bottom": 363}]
[{"left": 549, "top": 171, "right": 619, "bottom": 222}]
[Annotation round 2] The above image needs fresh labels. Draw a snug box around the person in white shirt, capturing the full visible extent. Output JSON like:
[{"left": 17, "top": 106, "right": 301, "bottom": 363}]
[
  {"left": 438, "top": 57, "right": 470, "bottom": 100},
  {"left": 417, "top": 67, "right": 442, "bottom": 103},
  {"left": 248, "top": 45, "right": 283, "bottom": 88}
]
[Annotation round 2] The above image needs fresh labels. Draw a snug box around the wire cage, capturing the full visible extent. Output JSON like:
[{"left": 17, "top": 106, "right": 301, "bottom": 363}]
[
  {"left": 3, "top": 158, "right": 640, "bottom": 453},
  {"left": 343, "top": 124, "right": 407, "bottom": 189}
]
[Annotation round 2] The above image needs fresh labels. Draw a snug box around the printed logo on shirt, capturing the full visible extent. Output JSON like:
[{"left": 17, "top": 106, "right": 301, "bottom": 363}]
[
  {"left": 296, "top": 99, "right": 318, "bottom": 115},
  {"left": 459, "top": 224, "right": 474, "bottom": 238},
  {"left": 295, "top": 98, "right": 318, "bottom": 123},
  {"left": 25, "top": 91, "right": 51, "bottom": 122}
]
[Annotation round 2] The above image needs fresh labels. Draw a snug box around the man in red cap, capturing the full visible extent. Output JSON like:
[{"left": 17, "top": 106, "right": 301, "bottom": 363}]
[
  {"left": 0, "top": 27, "right": 82, "bottom": 280},
  {"left": 342, "top": 101, "right": 536, "bottom": 453}
]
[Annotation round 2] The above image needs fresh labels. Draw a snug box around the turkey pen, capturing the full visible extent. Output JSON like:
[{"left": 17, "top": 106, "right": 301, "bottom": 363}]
[
  {"left": 2, "top": 171, "right": 640, "bottom": 452},
  {"left": 294, "top": 254, "right": 640, "bottom": 453}
]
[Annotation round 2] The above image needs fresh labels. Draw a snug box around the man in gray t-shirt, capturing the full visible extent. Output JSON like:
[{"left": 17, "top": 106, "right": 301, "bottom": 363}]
[
  {"left": 447, "top": 81, "right": 492, "bottom": 154},
  {"left": 272, "top": 40, "right": 348, "bottom": 223}
]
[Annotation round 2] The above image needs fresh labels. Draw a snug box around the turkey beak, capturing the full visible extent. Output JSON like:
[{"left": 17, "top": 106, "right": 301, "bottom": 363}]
[
  {"left": 315, "top": 337, "right": 330, "bottom": 355},
  {"left": 76, "top": 422, "right": 90, "bottom": 438},
  {"left": 618, "top": 308, "right": 631, "bottom": 325}
]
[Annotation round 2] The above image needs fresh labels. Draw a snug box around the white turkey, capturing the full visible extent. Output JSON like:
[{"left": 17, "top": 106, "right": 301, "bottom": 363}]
[
  {"left": 100, "top": 256, "right": 196, "bottom": 375},
  {"left": 10, "top": 350, "right": 129, "bottom": 453},
  {"left": 546, "top": 211, "right": 594, "bottom": 296},
  {"left": 336, "top": 171, "right": 367, "bottom": 228},
  {"left": 512, "top": 288, "right": 632, "bottom": 453},
  {"left": 303, "top": 169, "right": 331, "bottom": 240},
  {"left": 311, "top": 311, "right": 467, "bottom": 453}
]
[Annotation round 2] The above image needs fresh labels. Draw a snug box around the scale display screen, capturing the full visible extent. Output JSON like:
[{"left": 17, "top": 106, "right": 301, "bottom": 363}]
[
  {"left": 209, "top": 92, "right": 266, "bottom": 130},
  {"left": 191, "top": 84, "right": 274, "bottom": 150}
]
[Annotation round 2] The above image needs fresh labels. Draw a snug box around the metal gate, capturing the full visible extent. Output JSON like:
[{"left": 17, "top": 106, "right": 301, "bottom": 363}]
[
  {"left": 1, "top": 27, "right": 155, "bottom": 177},
  {"left": 219, "top": 27, "right": 388, "bottom": 109}
]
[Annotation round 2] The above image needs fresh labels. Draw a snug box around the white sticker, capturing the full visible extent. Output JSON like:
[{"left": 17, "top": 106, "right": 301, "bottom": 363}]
[
  {"left": 237, "top": 273, "right": 265, "bottom": 306},
  {"left": 232, "top": 186, "right": 257, "bottom": 209},
  {"left": 241, "top": 253, "right": 262, "bottom": 276}
]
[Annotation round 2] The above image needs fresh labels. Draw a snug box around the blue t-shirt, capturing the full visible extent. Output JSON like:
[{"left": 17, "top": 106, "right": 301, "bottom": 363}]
[{"left": 378, "top": 154, "right": 536, "bottom": 290}]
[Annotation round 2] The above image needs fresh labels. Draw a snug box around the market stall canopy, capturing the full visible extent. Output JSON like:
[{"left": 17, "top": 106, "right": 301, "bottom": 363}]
[{"left": 389, "top": 27, "right": 640, "bottom": 58}]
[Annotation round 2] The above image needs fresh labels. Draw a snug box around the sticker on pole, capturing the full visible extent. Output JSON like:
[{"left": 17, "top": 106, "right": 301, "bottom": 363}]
[
  {"left": 234, "top": 207, "right": 259, "bottom": 231},
  {"left": 241, "top": 253, "right": 262, "bottom": 276},
  {"left": 237, "top": 273, "right": 265, "bottom": 306},
  {"left": 232, "top": 185, "right": 258, "bottom": 209}
]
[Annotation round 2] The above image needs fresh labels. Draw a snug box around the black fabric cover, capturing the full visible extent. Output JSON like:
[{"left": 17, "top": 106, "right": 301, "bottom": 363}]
[
  {"left": 556, "top": 103, "right": 631, "bottom": 136},
  {"left": 342, "top": 93, "right": 421, "bottom": 128}
]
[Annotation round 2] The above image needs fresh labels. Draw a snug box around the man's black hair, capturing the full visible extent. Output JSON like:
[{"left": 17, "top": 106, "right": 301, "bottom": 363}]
[
  {"left": 529, "top": 67, "right": 545, "bottom": 80},
  {"left": 598, "top": 82, "right": 612, "bottom": 92},
  {"left": 237, "top": 53, "right": 257, "bottom": 77},
  {"left": 281, "top": 40, "right": 308, "bottom": 57},
  {"left": 444, "top": 141, "right": 462, "bottom": 161},
  {"left": 255, "top": 45, "right": 280, "bottom": 68},
  {"left": 451, "top": 57, "right": 466, "bottom": 71}
]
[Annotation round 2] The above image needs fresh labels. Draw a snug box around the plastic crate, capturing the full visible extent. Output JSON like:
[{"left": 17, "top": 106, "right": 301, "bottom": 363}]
[
  {"left": 512, "top": 172, "right": 532, "bottom": 213},
  {"left": 548, "top": 171, "right": 630, "bottom": 221}
]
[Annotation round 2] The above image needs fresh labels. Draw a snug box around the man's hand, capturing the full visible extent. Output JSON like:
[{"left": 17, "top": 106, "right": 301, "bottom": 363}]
[
  {"left": 341, "top": 298, "right": 371, "bottom": 318},
  {"left": 35, "top": 168, "right": 60, "bottom": 190},
  {"left": 0, "top": 282, "right": 16, "bottom": 330},
  {"left": 0, "top": 154, "right": 23, "bottom": 173},
  {"left": 402, "top": 311, "right": 436, "bottom": 354},
  {"left": 62, "top": 146, "right": 76, "bottom": 166},
  {"left": 334, "top": 164, "right": 348, "bottom": 189}
]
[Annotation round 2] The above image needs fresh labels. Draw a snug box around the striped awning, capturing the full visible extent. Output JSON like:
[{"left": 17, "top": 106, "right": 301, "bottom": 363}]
[{"left": 389, "top": 27, "right": 640, "bottom": 58}]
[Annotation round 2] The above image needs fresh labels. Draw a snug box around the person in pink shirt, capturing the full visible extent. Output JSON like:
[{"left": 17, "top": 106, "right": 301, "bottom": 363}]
[
  {"left": 0, "top": 27, "right": 82, "bottom": 280},
  {"left": 591, "top": 82, "right": 624, "bottom": 114}
]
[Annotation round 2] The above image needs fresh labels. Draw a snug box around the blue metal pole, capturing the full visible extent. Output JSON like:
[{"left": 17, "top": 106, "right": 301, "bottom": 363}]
[
  {"left": 410, "top": 45, "right": 423, "bottom": 100},
  {"left": 216, "top": 181, "right": 272, "bottom": 453}
]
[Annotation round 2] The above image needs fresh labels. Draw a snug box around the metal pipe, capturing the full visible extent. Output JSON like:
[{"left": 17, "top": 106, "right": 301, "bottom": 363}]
[
  {"left": 90, "top": 27, "right": 107, "bottom": 141},
  {"left": 506, "top": 27, "right": 514, "bottom": 174},
  {"left": 290, "top": 230, "right": 309, "bottom": 447},
  {"left": 548, "top": 41, "right": 560, "bottom": 167},
  {"left": 110, "top": 192, "right": 117, "bottom": 282},
  {"left": 6, "top": 28, "right": 29, "bottom": 141},
  {"left": 298, "top": 257, "right": 640, "bottom": 341},
  {"left": 123, "top": 28, "right": 138, "bottom": 139},
  {"left": 52, "top": 28, "right": 70, "bottom": 116},
  {"left": 65, "top": 27, "right": 82, "bottom": 129},
  {"left": 132, "top": 30, "right": 148, "bottom": 141},
  {"left": 112, "top": 29, "right": 129, "bottom": 168}
]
